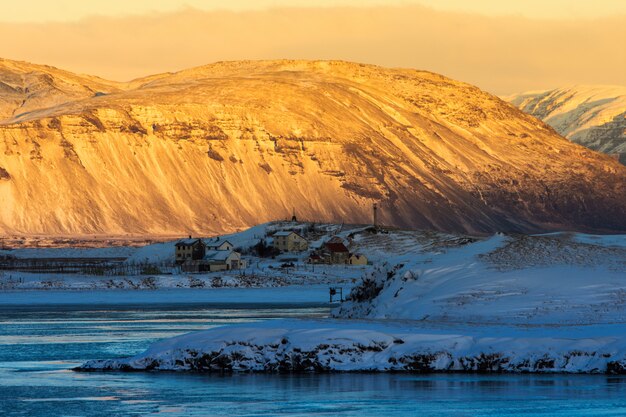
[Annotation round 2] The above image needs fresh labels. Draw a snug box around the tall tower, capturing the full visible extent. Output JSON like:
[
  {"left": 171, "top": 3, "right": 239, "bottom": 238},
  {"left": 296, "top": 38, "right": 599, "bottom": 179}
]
[
  {"left": 291, "top": 207, "right": 297, "bottom": 222},
  {"left": 373, "top": 203, "right": 378, "bottom": 228}
]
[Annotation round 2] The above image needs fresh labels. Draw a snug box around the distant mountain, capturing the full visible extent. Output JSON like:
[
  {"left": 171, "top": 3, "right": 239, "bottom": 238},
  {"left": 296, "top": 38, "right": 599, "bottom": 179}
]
[
  {"left": 0, "top": 59, "right": 625, "bottom": 235},
  {"left": 507, "top": 86, "right": 626, "bottom": 164},
  {"left": 0, "top": 58, "right": 122, "bottom": 121}
]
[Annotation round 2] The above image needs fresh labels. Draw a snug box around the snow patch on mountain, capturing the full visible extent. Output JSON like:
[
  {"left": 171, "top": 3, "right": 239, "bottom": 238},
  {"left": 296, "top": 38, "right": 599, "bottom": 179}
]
[{"left": 507, "top": 85, "right": 626, "bottom": 163}]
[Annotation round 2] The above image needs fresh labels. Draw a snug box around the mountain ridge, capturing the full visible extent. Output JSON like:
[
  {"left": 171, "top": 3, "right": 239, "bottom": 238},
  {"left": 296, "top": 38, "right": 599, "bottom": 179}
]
[
  {"left": 507, "top": 85, "right": 626, "bottom": 164},
  {"left": 0, "top": 58, "right": 625, "bottom": 236}
]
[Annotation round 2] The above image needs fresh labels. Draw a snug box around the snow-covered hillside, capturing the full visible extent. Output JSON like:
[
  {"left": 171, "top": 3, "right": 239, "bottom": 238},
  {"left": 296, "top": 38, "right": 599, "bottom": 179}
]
[
  {"left": 79, "top": 231, "right": 626, "bottom": 374},
  {"left": 334, "top": 234, "right": 626, "bottom": 324},
  {"left": 507, "top": 86, "right": 626, "bottom": 164}
]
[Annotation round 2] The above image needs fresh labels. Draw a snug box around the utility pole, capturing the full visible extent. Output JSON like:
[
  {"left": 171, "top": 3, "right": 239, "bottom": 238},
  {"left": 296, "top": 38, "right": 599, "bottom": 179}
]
[{"left": 373, "top": 203, "right": 378, "bottom": 228}]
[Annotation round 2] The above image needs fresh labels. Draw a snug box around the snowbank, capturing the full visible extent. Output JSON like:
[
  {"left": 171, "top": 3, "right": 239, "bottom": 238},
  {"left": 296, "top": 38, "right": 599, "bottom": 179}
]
[{"left": 78, "top": 319, "right": 626, "bottom": 374}]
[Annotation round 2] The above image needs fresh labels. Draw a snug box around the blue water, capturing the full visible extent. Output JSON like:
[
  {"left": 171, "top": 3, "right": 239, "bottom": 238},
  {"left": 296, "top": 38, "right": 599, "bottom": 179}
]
[{"left": 2, "top": 302, "right": 626, "bottom": 416}]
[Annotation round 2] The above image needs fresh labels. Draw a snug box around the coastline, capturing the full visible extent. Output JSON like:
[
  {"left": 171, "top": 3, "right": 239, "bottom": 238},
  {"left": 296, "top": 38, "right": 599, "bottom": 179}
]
[{"left": 76, "top": 318, "right": 626, "bottom": 375}]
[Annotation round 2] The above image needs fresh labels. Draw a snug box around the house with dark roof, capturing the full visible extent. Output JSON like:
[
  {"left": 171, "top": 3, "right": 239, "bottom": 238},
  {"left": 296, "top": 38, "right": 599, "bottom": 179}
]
[
  {"left": 175, "top": 238, "right": 206, "bottom": 264},
  {"left": 323, "top": 241, "right": 350, "bottom": 264},
  {"left": 181, "top": 249, "right": 245, "bottom": 273},
  {"left": 307, "top": 239, "right": 369, "bottom": 265}
]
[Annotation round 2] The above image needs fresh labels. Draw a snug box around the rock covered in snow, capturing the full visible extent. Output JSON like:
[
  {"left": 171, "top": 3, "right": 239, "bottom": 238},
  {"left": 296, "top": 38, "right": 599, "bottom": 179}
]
[{"left": 77, "top": 319, "right": 626, "bottom": 374}]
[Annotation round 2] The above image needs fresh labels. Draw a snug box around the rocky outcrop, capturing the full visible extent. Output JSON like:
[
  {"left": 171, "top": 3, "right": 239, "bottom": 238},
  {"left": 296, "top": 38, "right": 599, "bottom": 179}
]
[
  {"left": 75, "top": 321, "right": 626, "bottom": 374},
  {"left": 0, "top": 59, "right": 625, "bottom": 235}
]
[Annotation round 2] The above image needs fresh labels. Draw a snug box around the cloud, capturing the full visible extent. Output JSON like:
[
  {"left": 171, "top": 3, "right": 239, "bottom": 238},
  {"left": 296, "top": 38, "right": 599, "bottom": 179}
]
[{"left": 1, "top": 6, "right": 624, "bottom": 94}]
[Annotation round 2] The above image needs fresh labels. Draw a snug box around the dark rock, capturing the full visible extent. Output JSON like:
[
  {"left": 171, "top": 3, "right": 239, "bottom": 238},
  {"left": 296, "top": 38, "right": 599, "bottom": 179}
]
[{"left": 0, "top": 167, "right": 10, "bottom": 180}]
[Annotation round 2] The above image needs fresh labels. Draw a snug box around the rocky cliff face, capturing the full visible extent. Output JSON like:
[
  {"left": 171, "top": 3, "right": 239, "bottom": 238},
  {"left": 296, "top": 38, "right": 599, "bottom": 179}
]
[
  {"left": 0, "top": 59, "right": 625, "bottom": 235},
  {"left": 507, "top": 86, "right": 626, "bottom": 164}
]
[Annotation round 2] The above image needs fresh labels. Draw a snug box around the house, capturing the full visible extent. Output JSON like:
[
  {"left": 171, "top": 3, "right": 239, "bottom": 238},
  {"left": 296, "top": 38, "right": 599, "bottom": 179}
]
[
  {"left": 175, "top": 238, "right": 206, "bottom": 264},
  {"left": 307, "top": 253, "right": 324, "bottom": 264},
  {"left": 323, "top": 241, "right": 350, "bottom": 264},
  {"left": 204, "top": 249, "right": 245, "bottom": 271},
  {"left": 348, "top": 253, "right": 368, "bottom": 265},
  {"left": 181, "top": 250, "right": 246, "bottom": 273},
  {"left": 205, "top": 238, "right": 234, "bottom": 251},
  {"left": 272, "top": 231, "right": 308, "bottom": 252}
]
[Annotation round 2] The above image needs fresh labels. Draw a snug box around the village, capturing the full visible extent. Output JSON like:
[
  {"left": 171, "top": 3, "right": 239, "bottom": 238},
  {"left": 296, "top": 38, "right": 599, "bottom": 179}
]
[
  {"left": 174, "top": 207, "right": 377, "bottom": 274},
  {"left": 0, "top": 206, "right": 459, "bottom": 292},
  {"left": 0, "top": 218, "right": 386, "bottom": 291},
  {"left": 175, "top": 229, "right": 368, "bottom": 273}
]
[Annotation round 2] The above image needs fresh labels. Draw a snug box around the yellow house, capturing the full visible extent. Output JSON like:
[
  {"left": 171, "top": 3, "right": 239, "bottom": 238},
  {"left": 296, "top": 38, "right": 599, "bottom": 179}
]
[
  {"left": 348, "top": 253, "right": 368, "bottom": 265},
  {"left": 272, "top": 231, "right": 308, "bottom": 252},
  {"left": 204, "top": 250, "right": 244, "bottom": 271}
]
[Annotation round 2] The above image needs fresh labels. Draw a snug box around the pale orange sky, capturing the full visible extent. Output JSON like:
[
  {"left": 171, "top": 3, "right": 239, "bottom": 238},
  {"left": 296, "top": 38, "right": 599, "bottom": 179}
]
[
  {"left": 1, "top": 2, "right": 625, "bottom": 94},
  {"left": 4, "top": 0, "right": 626, "bottom": 21}
]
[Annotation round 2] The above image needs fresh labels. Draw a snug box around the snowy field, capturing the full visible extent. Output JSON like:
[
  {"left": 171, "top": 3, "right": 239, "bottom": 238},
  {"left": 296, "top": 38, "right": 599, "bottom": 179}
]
[{"left": 78, "top": 227, "right": 626, "bottom": 374}]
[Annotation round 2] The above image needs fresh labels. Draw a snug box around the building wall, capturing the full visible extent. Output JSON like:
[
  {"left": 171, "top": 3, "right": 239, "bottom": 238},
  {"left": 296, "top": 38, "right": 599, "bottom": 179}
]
[
  {"left": 208, "top": 263, "right": 228, "bottom": 272},
  {"left": 348, "top": 255, "right": 368, "bottom": 265},
  {"left": 180, "top": 251, "right": 245, "bottom": 272},
  {"left": 225, "top": 252, "right": 241, "bottom": 270},
  {"left": 330, "top": 252, "right": 349, "bottom": 264},
  {"left": 175, "top": 246, "right": 194, "bottom": 263},
  {"left": 175, "top": 241, "right": 206, "bottom": 264},
  {"left": 288, "top": 235, "right": 308, "bottom": 251},
  {"left": 273, "top": 235, "right": 288, "bottom": 251},
  {"left": 274, "top": 233, "right": 308, "bottom": 252}
]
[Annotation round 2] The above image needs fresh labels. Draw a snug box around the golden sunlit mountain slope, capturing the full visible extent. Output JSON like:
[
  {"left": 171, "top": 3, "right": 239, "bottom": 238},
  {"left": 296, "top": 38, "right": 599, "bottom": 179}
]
[
  {"left": 0, "top": 59, "right": 624, "bottom": 235},
  {"left": 0, "top": 58, "right": 122, "bottom": 121}
]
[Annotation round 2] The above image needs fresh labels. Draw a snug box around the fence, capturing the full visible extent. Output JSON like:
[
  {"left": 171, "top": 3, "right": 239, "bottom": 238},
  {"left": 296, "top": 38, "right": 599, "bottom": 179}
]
[{"left": 0, "top": 257, "right": 179, "bottom": 276}]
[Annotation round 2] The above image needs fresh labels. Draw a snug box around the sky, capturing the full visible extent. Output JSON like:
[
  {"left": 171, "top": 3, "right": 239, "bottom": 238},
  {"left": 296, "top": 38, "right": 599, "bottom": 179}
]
[
  {"left": 1, "top": 1, "right": 625, "bottom": 94},
  {"left": 4, "top": 0, "right": 626, "bottom": 21}
]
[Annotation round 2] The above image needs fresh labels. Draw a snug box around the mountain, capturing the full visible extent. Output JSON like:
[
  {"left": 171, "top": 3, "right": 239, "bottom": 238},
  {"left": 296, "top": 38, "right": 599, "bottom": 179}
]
[
  {"left": 507, "top": 86, "right": 626, "bottom": 164},
  {"left": 0, "top": 59, "right": 625, "bottom": 236},
  {"left": 0, "top": 58, "right": 122, "bottom": 121}
]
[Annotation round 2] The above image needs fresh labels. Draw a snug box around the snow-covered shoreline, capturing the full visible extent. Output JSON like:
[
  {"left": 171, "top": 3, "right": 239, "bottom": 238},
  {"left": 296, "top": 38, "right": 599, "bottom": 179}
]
[{"left": 77, "top": 318, "right": 626, "bottom": 374}]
